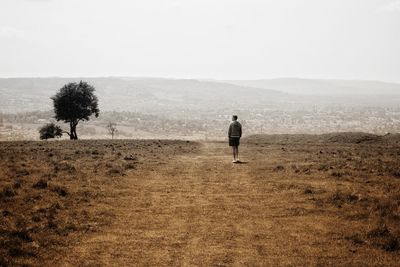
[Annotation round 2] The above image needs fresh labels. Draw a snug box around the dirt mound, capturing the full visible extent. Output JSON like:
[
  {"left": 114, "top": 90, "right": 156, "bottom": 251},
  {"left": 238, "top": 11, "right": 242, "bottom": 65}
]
[
  {"left": 322, "top": 132, "right": 382, "bottom": 144},
  {"left": 382, "top": 133, "right": 400, "bottom": 144},
  {"left": 244, "top": 132, "right": 392, "bottom": 145},
  {"left": 243, "top": 134, "right": 323, "bottom": 144}
]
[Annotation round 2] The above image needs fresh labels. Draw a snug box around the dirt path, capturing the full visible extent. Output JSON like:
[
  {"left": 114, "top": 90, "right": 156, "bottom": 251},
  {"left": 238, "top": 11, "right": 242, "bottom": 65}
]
[{"left": 57, "top": 142, "right": 394, "bottom": 266}]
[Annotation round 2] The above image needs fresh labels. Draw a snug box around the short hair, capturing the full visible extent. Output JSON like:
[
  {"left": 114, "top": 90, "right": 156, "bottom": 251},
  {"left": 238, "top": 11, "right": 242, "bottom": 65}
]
[{"left": 232, "top": 115, "right": 238, "bottom": 120}]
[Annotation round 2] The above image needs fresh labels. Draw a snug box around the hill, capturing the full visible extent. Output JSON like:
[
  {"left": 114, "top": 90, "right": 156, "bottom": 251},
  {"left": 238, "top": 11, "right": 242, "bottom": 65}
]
[
  {"left": 0, "top": 77, "right": 285, "bottom": 113},
  {"left": 225, "top": 78, "right": 400, "bottom": 95},
  {"left": 2, "top": 77, "right": 400, "bottom": 115}
]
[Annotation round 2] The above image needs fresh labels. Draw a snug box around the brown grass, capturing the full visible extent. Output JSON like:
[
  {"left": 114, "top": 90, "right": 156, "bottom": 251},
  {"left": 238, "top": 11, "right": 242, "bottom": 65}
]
[
  {"left": 1, "top": 134, "right": 400, "bottom": 266},
  {"left": 0, "top": 140, "right": 198, "bottom": 266}
]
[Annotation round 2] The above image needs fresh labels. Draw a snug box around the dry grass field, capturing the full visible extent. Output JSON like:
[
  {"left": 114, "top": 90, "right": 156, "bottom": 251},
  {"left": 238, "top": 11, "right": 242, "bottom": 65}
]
[{"left": 1, "top": 133, "right": 400, "bottom": 266}]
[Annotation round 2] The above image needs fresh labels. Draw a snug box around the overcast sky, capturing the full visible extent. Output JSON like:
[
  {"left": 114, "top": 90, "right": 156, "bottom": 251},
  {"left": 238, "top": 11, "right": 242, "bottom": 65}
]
[{"left": 0, "top": 0, "right": 399, "bottom": 82}]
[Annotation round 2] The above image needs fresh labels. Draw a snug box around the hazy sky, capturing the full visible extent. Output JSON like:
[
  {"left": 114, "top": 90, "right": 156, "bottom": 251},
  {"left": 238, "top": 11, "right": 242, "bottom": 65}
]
[{"left": 0, "top": 0, "right": 399, "bottom": 82}]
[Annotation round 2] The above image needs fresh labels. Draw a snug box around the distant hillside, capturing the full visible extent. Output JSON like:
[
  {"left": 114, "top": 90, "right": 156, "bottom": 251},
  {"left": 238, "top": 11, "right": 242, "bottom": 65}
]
[
  {"left": 225, "top": 78, "right": 400, "bottom": 95},
  {"left": 0, "top": 77, "right": 285, "bottom": 113},
  {"left": 2, "top": 77, "right": 400, "bottom": 115}
]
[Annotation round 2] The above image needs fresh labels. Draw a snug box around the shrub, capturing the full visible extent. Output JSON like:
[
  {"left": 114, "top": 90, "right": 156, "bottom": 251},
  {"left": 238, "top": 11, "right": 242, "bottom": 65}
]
[{"left": 39, "top": 123, "right": 62, "bottom": 140}]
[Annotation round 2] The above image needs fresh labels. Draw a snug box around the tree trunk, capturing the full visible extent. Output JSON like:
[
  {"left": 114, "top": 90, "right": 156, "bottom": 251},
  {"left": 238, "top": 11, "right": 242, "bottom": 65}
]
[
  {"left": 73, "top": 127, "right": 78, "bottom": 140},
  {"left": 69, "top": 121, "right": 78, "bottom": 140}
]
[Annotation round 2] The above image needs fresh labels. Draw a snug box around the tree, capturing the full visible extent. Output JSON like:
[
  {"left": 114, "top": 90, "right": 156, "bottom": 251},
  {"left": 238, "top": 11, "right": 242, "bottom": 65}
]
[
  {"left": 51, "top": 81, "right": 99, "bottom": 140},
  {"left": 39, "top": 123, "right": 63, "bottom": 140},
  {"left": 106, "top": 122, "right": 118, "bottom": 139}
]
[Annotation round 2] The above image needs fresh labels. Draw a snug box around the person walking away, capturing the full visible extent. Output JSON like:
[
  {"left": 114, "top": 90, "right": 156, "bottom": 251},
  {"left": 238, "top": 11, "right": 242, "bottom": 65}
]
[{"left": 228, "top": 115, "right": 242, "bottom": 163}]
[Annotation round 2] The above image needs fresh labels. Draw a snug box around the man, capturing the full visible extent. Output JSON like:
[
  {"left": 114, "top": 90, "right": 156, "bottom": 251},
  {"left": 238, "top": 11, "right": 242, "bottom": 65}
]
[{"left": 228, "top": 115, "right": 242, "bottom": 163}]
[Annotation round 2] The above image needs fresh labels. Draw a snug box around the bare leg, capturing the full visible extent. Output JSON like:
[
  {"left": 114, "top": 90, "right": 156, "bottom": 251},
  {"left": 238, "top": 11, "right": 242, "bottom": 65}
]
[
  {"left": 236, "top": 146, "right": 239, "bottom": 161},
  {"left": 232, "top": 146, "right": 239, "bottom": 162}
]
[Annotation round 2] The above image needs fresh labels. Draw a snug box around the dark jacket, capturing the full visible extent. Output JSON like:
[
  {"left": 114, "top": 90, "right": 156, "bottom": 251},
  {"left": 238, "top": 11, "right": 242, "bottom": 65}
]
[{"left": 228, "top": 121, "right": 242, "bottom": 138}]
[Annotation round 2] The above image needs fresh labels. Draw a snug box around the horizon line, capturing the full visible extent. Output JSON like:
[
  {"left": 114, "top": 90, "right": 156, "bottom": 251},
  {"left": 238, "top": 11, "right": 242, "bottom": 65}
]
[{"left": 0, "top": 76, "right": 399, "bottom": 84}]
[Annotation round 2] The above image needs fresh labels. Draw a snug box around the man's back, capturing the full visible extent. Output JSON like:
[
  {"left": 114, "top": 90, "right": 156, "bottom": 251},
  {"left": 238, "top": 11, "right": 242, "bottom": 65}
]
[{"left": 229, "top": 121, "right": 242, "bottom": 138}]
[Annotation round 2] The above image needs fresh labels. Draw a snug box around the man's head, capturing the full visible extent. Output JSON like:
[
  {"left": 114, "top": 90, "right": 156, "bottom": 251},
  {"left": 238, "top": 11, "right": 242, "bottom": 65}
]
[{"left": 232, "top": 115, "right": 238, "bottom": 121}]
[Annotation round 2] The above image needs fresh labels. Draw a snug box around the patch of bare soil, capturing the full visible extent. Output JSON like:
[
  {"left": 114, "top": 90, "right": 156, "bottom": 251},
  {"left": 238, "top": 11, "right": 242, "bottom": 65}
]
[
  {"left": 1, "top": 133, "right": 400, "bottom": 266},
  {"left": 0, "top": 140, "right": 198, "bottom": 266}
]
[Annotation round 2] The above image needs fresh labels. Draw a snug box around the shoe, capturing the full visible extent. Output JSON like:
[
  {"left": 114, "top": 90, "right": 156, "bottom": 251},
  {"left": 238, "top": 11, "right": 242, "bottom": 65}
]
[
  {"left": 236, "top": 159, "right": 241, "bottom": 163},
  {"left": 232, "top": 160, "right": 237, "bottom": 163}
]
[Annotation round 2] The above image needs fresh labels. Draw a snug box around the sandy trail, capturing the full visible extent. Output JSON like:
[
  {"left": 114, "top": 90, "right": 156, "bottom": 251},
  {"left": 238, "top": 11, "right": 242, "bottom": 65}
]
[{"left": 58, "top": 142, "right": 380, "bottom": 266}]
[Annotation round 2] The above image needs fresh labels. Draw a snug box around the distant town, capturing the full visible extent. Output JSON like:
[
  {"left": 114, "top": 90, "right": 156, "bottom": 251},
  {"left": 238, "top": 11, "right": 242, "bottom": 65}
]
[
  {"left": 1, "top": 77, "right": 400, "bottom": 141},
  {"left": 1, "top": 104, "right": 400, "bottom": 141}
]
